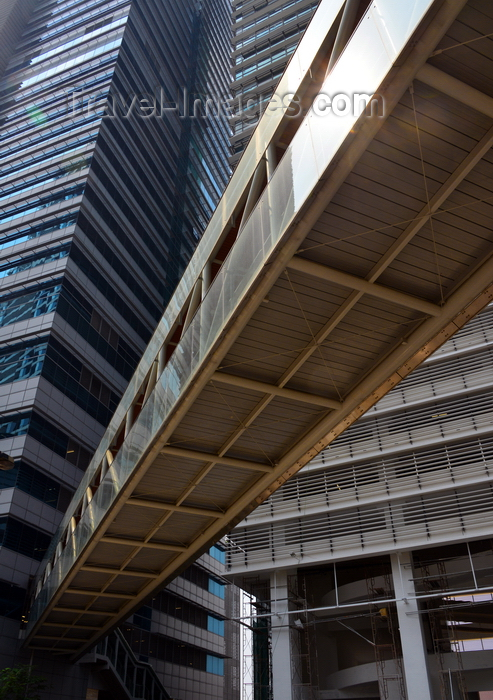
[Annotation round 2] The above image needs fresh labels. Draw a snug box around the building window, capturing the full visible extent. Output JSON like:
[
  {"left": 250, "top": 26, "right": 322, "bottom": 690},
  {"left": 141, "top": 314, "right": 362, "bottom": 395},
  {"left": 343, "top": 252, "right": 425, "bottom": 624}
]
[
  {"left": 0, "top": 338, "right": 47, "bottom": 384},
  {"left": 0, "top": 244, "right": 70, "bottom": 279},
  {"left": 0, "top": 281, "right": 61, "bottom": 328},
  {"left": 0, "top": 516, "right": 51, "bottom": 561},
  {"left": 209, "top": 544, "right": 226, "bottom": 564},
  {"left": 133, "top": 605, "right": 152, "bottom": 631},
  {"left": 206, "top": 655, "right": 224, "bottom": 676},
  {"left": 0, "top": 184, "right": 84, "bottom": 225},
  {"left": 0, "top": 461, "right": 73, "bottom": 512},
  {"left": 0, "top": 580, "right": 26, "bottom": 620},
  {"left": 208, "top": 577, "right": 226, "bottom": 599},
  {"left": 0, "top": 411, "right": 91, "bottom": 470},
  {"left": 0, "top": 336, "right": 120, "bottom": 426},
  {"left": 0, "top": 214, "right": 77, "bottom": 252},
  {"left": 207, "top": 615, "right": 225, "bottom": 636}
]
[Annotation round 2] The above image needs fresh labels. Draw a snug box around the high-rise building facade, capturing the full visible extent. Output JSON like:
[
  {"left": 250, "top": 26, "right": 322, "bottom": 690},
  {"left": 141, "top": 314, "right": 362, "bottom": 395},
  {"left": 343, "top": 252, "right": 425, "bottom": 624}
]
[
  {"left": 0, "top": 0, "right": 235, "bottom": 697},
  {"left": 229, "top": 0, "right": 320, "bottom": 166},
  {"left": 226, "top": 304, "right": 493, "bottom": 700},
  {"left": 119, "top": 544, "right": 240, "bottom": 700}
]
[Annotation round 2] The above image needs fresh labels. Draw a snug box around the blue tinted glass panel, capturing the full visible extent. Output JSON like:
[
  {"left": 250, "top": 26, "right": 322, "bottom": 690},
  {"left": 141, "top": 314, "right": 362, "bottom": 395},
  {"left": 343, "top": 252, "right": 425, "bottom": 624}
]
[
  {"left": 0, "top": 282, "right": 61, "bottom": 328},
  {"left": 209, "top": 544, "right": 226, "bottom": 564},
  {"left": 0, "top": 245, "right": 69, "bottom": 278},
  {"left": 207, "top": 616, "right": 224, "bottom": 636},
  {"left": 208, "top": 578, "right": 225, "bottom": 599},
  {"left": 0, "top": 215, "right": 77, "bottom": 251},
  {"left": 206, "top": 655, "right": 224, "bottom": 676},
  {"left": 0, "top": 413, "right": 31, "bottom": 439},
  {"left": 0, "top": 338, "right": 48, "bottom": 384}
]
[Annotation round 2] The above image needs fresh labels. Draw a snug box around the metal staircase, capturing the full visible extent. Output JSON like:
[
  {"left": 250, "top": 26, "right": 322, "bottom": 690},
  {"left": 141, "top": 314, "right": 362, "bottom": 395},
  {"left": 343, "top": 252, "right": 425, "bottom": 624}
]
[{"left": 80, "top": 629, "right": 171, "bottom": 700}]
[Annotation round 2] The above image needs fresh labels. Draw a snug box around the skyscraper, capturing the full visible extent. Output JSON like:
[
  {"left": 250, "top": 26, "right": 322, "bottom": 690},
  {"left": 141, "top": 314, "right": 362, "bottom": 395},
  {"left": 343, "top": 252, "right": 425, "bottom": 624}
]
[
  {"left": 229, "top": 0, "right": 320, "bottom": 166},
  {"left": 0, "top": 0, "right": 234, "bottom": 697}
]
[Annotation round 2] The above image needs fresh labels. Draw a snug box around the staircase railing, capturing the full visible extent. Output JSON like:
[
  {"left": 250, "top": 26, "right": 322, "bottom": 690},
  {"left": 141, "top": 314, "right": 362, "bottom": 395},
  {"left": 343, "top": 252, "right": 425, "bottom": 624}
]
[{"left": 85, "top": 628, "right": 172, "bottom": 700}]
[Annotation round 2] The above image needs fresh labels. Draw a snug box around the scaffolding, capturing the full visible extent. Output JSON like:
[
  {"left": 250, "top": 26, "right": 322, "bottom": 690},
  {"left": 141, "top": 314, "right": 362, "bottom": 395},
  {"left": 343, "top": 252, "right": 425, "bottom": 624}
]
[
  {"left": 287, "top": 574, "right": 320, "bottom": 700},
  {"left": 366, "top": 568, "right": 406, "bottom": 700},
  {"left": 420, "top": 560, "right": 468, "bottom": 700},
  {"left": 239, "top": 578, "right": 272, "bottom": 700},
  {"left": 241, "top": 590, "right": 255, "bottom": 700}
]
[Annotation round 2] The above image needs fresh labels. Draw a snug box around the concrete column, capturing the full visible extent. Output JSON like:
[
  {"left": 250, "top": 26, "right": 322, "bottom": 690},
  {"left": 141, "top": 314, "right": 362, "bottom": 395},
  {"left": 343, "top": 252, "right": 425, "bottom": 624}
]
[
  {"left": 391, "top": 552, "right": 433, "bottom": 700},
  {"left": 270, "top": 569, "right": 293, "bottom": 700}
]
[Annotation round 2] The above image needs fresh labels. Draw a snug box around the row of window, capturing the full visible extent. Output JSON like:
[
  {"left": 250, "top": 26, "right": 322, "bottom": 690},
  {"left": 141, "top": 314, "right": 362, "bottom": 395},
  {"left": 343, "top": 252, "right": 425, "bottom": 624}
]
[
  {"left": 0, "top": 337, "right": 46, "bottom": 385},
  {"left": 2, "top": 239, "right": 151, "bottom": 352},
  {"left": 233, "top": 117, "right": 258, "bottom": 135},
  {"left": 105, "top": 61, "right": 227, "bottom": 263},
  {"left": 0, "top": 411, "right": 91, "bottom": 470},
  {"left": 58, "top": 280, "right": 141, "bottom": 378},
  {"left": 47, "top": 335, "right": 120, "bottom": 421},
  {"left": 232, "top": 92, "right": 273, "bottom": 134},
  {"left": 0, "top": 213, "right": 77, "bottom": 252},
  {"left": 0, "top": 183, "right": 84, "bottom": 225},
  {"left": 2, "top": 123, "right": 97, "bottom": 170},
  {"left": 104, "top": 34, "right": 230, "bottom": 278},
  {"left": 5, "top": 47, "right": 119, "bottom": 112},
  {"left": 235, "top": 1, "right": 317, "bottom": 49},
  {"left": 137, "top": 590, "right": 225, "bottom": 635},
  {"left": 0, "top": 460, "right": 73, "bottom": 512},
  {"left": 179, "top": 564, "right": 227, "bottom": 599},
  {"left": 70, "top": 243, "right": 154, "bottom": 342},
  {"left": 25, "top": 0, "right": 127, "bottom": 56},
  {"left": 10, "top": 1, "right": 126, "bottom": 75},
  {"left": 122, "top": 626, "right": 224, "bottom": 675},
  {"left": 27, "top": 0, "right": 114, "bottom": 34},
  {"left": 22, "top": 0, "right": 127, "bottom": 50},
  {"left": 0, "top": 334, "right": 120, "bottom": 426},
  {"left": 0, "top": 243, "right": 70, "bottom": 279},
  {"left": 1, "top": 170, "right": 57, "bottom": 205},
  {"left": 13, "top": 36, "right": 123, "bottom": 97},
  {"left": 0, "top": 278, "right": 140, "bottom": 380},
  {"left": 2, "top": 68, "right": 112, "bottom": 130},
  {"left": 233, "top": 63, "right": 284, "bottom": 98},
  {"left": 76, "top": 210, "right": 163, "bottom": 320},
  {"left": 0, "top": 516, "right": 52, "bottom": 562},
  {"left": 235, "top": 40, "right": 297, "bottom": 79},
  {"left": 88, "top": 135, "right": 176, "bottom": 264},
  {"left": 236, "top": 20, "right": 308, "bottom": 63},
  {"left": 7, "top": 15, "right": 127, "bottom": 80},
  {"left": 0, "top": 279, "right": 61, "bottom": 327},
  {"left": 235, "top": 0, "right": 309, "bottom": 33}
]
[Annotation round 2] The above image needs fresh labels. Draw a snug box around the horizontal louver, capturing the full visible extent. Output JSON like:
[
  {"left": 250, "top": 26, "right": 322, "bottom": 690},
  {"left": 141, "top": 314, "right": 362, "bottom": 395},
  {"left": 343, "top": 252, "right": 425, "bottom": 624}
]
[
  {"left": 228, "top": 484, "right": 493, "bottom": 568},
  {"left": 245, "top": 435, "right": 493, "bottom": 522}
]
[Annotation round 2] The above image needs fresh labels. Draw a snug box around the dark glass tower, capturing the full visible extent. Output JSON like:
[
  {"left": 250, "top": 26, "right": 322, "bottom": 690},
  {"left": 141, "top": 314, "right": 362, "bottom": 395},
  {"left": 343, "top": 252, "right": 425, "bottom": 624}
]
[{"left": 0, "top": 0, "right": 234, "bottom": 697}]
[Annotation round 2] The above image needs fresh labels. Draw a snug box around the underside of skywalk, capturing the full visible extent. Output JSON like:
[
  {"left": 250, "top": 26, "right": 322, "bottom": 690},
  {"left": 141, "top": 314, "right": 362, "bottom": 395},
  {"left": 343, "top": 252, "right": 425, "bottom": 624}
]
[{"left": 26, "top": 0, "right": 493, "bottom": 658}]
